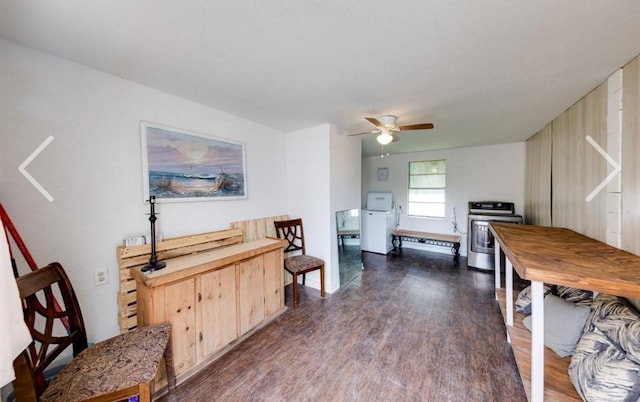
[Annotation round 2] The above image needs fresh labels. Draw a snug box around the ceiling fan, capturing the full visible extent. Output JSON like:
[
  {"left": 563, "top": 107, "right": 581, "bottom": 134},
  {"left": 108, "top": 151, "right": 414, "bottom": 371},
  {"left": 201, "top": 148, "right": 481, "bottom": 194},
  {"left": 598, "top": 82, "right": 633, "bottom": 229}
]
[{"left": 349, "top": 115, "right": 434, "bottom": 145}]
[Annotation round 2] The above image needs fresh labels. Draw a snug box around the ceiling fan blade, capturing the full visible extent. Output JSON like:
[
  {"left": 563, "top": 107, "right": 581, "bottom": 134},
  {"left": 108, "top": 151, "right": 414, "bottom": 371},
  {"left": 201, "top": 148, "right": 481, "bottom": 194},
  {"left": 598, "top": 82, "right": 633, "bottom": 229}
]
[
  {"left": 348, "top": 130, "right": 376, "bottom": 136},
  {"left": 391, "top": 133, "right": 400, "bottom": 143},
  {"left": 365, "top": 117, "right": 384, "bottom": 128},
  {"left": 398, "top": 123, "right": 434, "bottom": 131}
]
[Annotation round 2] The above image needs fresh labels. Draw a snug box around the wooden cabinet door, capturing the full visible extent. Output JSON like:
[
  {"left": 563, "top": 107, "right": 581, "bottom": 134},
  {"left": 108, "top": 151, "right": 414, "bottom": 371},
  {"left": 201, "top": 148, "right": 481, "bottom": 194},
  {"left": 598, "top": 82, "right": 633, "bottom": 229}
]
[
  {"left": 163, "top": 278, "right": 197, "bottom": 377},
  {"left": 263, "top": 250, "right": 283, "bottom": 317},
  {"left": 198, "top": 265, "right": 238, "bottom": 359},
  {"left": 238, "top": 255, "right": 265, "bottom": 335}
]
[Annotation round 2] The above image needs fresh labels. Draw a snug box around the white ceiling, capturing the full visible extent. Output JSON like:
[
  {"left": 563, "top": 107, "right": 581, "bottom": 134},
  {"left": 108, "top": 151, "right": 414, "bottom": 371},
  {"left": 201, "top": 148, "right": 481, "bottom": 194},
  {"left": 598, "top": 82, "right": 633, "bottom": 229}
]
[{"left": 2, "top": 1, "right": 640, "bottom": 157}]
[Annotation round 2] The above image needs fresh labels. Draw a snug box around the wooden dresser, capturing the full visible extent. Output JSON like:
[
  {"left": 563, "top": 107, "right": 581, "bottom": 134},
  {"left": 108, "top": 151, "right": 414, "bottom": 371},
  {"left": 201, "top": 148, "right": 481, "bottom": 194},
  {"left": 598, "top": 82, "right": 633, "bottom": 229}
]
[{"left": 130, "top": 237, "right": 286, "bottom": 386}]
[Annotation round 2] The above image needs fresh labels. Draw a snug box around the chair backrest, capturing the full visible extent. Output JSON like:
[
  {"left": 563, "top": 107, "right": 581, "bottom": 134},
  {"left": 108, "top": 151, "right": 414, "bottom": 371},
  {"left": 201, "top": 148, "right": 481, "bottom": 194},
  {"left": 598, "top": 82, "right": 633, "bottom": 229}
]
[
  {"left": 274, "top": 218, "right": 307, "bottom": 255},
  {"left": 12, "top": 262, "right": 88, "bottom": 401}
]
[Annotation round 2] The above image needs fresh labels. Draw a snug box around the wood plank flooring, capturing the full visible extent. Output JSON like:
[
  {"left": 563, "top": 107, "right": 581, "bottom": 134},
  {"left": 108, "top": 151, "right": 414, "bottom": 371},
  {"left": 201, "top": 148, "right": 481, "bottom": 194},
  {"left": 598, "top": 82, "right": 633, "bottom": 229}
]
[{"left": 159, "top": 249, "right": 527, "bottom": 402}]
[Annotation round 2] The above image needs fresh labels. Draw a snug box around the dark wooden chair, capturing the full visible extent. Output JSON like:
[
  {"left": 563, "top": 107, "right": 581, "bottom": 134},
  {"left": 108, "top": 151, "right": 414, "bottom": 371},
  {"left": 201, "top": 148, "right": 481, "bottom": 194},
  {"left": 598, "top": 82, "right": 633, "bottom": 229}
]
[
  {"left": 274, "top": 218, "right": 325, "bottom": 309},
  {"left": 12, "top": 262, "right": 175, "bottom": 402}
]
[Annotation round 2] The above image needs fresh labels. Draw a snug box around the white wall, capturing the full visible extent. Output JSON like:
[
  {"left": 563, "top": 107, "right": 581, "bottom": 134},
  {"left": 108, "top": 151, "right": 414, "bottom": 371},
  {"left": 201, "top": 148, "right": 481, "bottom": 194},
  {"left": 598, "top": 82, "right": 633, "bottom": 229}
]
[
  {"left": 361, "top": 142, "right": 526, "bottom": 255},
  {"left": 330, "top": 125, "right": 362, "bottom": 288},
  {"left": 0, "top": 39, "right": 288, "bottom": 342},
  {"left": 285, "top": 125, "right": 332, "bottom": 290},
  {"left": 284, "top": 124, "right": 361, "bottom": 293}
]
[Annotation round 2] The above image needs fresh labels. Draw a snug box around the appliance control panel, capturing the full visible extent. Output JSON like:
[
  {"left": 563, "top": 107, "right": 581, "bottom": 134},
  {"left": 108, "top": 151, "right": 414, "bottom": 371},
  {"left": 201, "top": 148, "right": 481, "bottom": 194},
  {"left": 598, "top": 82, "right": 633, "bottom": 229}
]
[{"left": 468, "top": 201, "right": 515, "bottom": 214}]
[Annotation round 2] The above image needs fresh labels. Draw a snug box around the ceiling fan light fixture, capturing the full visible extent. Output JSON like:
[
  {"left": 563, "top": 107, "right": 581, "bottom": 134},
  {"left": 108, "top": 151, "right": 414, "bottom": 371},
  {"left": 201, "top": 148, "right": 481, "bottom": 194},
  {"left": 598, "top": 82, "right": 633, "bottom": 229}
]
[
  {"left": 377, "top": 131, "right": 393, "bottom": 145},
  {"left": 378, "top": 115, "right": 397, "bottom": 128}
]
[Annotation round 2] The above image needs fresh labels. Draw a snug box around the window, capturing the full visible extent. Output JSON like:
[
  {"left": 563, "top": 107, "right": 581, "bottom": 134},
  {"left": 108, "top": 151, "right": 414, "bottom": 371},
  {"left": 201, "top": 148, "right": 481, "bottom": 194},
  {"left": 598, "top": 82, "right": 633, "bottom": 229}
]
[{"left": 408, "top": 160, "right": 446, "bottom": 218}]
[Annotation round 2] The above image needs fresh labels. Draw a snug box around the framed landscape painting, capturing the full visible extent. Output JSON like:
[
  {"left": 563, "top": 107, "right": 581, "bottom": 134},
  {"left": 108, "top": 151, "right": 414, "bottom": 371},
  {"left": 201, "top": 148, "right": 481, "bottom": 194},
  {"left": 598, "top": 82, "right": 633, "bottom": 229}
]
[{"left": 141, "top": 121, "right": 247, "bottom": 202}]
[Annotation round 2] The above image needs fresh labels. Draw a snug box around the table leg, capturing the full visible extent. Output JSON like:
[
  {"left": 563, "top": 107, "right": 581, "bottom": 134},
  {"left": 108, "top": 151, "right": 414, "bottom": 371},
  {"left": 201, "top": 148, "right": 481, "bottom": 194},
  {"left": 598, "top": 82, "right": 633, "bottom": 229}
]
[
  {"left": 494, "top": 242, "right": 501, "bottom": 292},
  {"left": 506, "top": 258, "right": 513, "bottom": 328},
  {"left": 531, "top": 280, "right": 545, "bottom": 402}
]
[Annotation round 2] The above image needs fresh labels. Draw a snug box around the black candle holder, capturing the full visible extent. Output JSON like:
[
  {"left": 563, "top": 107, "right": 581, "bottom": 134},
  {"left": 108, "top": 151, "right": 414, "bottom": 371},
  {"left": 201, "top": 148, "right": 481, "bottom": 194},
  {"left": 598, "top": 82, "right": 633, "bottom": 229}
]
[{"left": 142, "top": 196, "right": 166, "bottom": 273}]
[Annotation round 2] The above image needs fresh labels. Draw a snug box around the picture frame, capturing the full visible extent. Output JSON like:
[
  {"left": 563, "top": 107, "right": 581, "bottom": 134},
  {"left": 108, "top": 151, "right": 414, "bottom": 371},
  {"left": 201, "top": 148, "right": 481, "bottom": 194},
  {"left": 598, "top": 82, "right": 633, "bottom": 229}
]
[
  {"left": 141, "top": 121, "right": 247, "bottom": 202},
  {"left": 377, "top": 167, "right": 389, "bottom": 181}
]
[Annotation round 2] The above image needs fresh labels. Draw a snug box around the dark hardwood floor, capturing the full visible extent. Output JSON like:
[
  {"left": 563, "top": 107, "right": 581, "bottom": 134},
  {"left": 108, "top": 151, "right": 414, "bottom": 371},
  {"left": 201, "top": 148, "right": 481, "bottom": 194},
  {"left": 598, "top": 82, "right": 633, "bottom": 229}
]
[{"left": 159, "top": 249, "right": 527, "bottom": 402}]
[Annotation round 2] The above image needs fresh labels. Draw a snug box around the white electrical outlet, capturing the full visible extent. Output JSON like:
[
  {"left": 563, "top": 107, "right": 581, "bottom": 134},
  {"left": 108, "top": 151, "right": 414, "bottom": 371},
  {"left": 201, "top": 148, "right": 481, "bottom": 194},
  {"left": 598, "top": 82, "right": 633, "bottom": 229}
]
[{"left": 94, "top": 269, "right": 108, "bottom": 286}]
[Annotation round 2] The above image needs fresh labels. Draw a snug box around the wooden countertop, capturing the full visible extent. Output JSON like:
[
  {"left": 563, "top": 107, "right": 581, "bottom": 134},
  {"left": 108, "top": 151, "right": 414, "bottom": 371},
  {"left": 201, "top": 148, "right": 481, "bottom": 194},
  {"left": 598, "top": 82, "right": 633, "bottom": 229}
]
[
  {"left": 131, "top": 237, "right": 286, "bottom": 288},
  {"left": 490, "top": 223, "right": 640, "bottom": 299}
]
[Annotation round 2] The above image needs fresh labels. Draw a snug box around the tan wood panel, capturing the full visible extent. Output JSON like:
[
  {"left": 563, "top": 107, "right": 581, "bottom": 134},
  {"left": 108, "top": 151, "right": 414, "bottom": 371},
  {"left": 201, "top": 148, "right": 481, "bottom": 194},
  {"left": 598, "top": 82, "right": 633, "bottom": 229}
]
[
  {"left": 622, "top": 56, "right": 640, "bottom": 255},
  {"left": 263, "top": 250, "right": 284, "bottom": 317},
  {"left": 134, "top": 283, "right": 150, "bottom": 328},
  {"left": 551, "top": 82, "right": 607, "bottom": 241},
  {"left": 118, "top": 237, "right": 244, "bottom": 270},
  {"left": 230, "top": 215, "right": 288, "bottom": 242},
  {"left": 229, "top": 215, "right": 292, "bottom": 285},
  {"left": 198, "top": 265, "right": 237, "bottom": 359},
  {"left": 118, "top": 229, "right": 243, "bottom": 260},
  {"left": 119, "top": 289, "right": 137, "bottom": 307},
  {"left": 584, "top": 85, "right": 608, "bottom": 240},
  {"left": 525, "top": 123, "right": 552, "bottom": 226},
  {"left": 490, "top": 223, "right": 640, "bottom": 299},
  {"left": 118, "top": 315, "right": 137, "bottom": 333},
  {"left": 551, "top": 111, "right": 569, "bottom": 225},
  {"left": 238, "top": 255, "right": 266, "bottom": 335},
  {"left": 163, "top": 278, "right": 197, "bottom": 377}
]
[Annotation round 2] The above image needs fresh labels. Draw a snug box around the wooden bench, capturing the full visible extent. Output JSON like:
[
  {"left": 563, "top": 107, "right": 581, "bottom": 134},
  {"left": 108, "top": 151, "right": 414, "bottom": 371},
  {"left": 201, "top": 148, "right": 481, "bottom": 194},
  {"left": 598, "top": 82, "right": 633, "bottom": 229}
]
[
  {"left": 337, "top": 229, "right": 359, "bottom": 247},
  {"left": 391, "top": 229, "right": 461, "bottom": 261}
]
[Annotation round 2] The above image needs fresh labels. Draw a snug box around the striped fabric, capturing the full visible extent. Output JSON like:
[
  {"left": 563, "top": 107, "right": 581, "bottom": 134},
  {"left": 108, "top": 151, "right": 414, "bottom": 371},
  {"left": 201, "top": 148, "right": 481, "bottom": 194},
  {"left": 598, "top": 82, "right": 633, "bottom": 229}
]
[
  {"left": 556, "top": 286, "right": 594, "bottom": 306},
  {"left": 569, "top": 294, "right": 640, "bottom": 402},
  {"left": 515, "top": 284, "right": 552, "bottom": 314},
  {"left": 623, "top": 321, "right": 640, "bottom": 366}
]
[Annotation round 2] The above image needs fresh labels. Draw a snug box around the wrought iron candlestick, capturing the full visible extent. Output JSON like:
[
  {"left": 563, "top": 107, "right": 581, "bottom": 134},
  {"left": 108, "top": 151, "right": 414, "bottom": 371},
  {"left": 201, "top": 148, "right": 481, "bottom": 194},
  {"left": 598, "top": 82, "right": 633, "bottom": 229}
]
[{"left": 142, "top": 196, "right": 166, "bottom": 272}]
